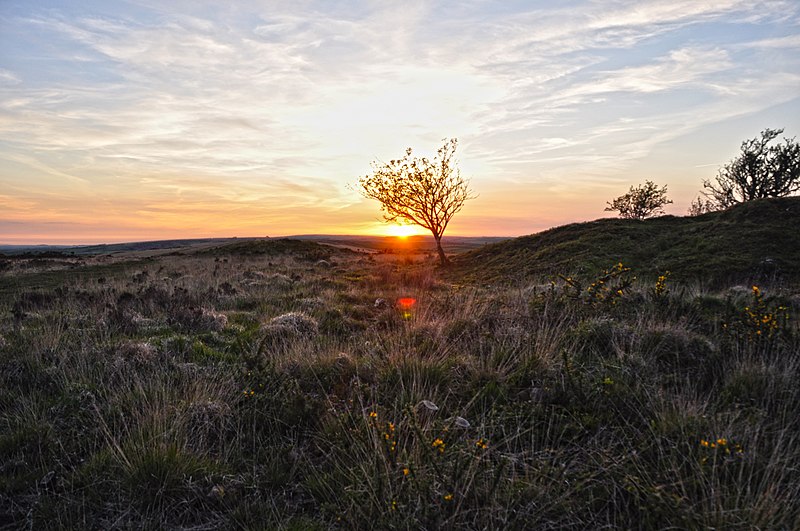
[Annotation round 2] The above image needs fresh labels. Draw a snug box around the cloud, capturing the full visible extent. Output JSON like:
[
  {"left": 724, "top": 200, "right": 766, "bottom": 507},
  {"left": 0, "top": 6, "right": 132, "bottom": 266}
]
[
  {"left": 0, "top": 68, "right": 21, "bottom": 85},
  {"left": 740, "top": 34, "right": 800, "bottom": 49}
]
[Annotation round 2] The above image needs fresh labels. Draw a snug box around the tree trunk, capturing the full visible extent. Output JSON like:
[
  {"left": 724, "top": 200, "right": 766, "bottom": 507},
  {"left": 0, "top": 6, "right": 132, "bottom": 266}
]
[{"left": 434, "top": 236, "right": 449, "bottom": 266}]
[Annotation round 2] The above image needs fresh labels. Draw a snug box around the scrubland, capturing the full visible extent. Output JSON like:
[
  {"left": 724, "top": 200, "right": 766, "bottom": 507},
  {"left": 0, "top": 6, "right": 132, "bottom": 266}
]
[{"left": 0, "top": 237, "right": 798, "bottom": 530}]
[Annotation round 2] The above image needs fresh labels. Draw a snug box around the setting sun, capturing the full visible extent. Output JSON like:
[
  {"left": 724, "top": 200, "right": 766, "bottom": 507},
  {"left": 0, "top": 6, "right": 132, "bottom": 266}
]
[{"left": 384, "top": 224, "right": 425, "bottom": 238}]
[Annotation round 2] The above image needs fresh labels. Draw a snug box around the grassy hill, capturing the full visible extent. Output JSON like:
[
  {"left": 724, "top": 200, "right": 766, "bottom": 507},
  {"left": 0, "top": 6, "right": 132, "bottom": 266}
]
[
  {"left": 453, "top": 197, "right": 800, "bottom": 287},
  {"left": 196, "top": 238, "right": 341, "bottom": 260}
]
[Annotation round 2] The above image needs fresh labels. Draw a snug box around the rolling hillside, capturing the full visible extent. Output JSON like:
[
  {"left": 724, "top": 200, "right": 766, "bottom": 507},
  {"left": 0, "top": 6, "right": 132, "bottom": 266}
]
[{"left": 453, "top": 197, "right": 800, "bottom": 287}]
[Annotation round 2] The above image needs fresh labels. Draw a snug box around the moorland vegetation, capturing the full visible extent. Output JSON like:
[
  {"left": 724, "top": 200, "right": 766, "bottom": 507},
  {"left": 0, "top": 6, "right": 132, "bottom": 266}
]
[{"left": 1, "top": 198, "right": 799, "bottom": 529}]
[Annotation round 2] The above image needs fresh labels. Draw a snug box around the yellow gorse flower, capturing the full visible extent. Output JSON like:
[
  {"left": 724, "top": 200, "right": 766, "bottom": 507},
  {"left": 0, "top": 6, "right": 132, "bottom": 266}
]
[
  {"left": 654, "top": 271, "right": 670, "bottom": 297},
  {"left": 432, "top": 438, "right": 446, "bottom": 454},
  {"left": 700, "top": 437, "right": 744, "bottom": 456}
]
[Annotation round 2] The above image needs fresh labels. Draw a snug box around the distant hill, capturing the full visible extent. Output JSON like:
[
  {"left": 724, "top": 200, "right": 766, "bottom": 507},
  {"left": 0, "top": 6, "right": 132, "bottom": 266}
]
[
  {"left": 452, "top": 197, "right": 800, "bottom": 287},
  {"left": 0, "top": 238, "right": 257, "bottom": 256},
  {"left": 0, "top": 235, "right": 506, "bottom": 257},
  {"left": 197, "top": 238, "right": 343, "bottom": 260}
]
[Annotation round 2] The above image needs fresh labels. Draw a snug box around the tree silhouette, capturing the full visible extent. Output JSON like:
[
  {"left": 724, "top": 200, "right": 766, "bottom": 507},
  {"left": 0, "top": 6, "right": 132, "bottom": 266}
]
[
  {"left": 605, "top": 180, "right": 672, "bottom": 220},
  {"left": 358, "top": 138, "right": 474, "bottom": 265},
  {"left": 702, "top": 128, "right": 800, "bottom": 209}
]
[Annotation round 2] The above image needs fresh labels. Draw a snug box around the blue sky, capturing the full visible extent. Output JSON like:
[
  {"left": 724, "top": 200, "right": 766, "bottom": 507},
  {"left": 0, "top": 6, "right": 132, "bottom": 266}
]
[{"left": 1, "top": 0, "right": 799, "bottom": 243}]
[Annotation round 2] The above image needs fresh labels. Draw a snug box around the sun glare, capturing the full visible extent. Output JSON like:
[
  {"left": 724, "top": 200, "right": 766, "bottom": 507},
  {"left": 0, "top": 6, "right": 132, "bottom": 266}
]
[{"left": 384, "top": 224, "right": 422, "bottom": 238}]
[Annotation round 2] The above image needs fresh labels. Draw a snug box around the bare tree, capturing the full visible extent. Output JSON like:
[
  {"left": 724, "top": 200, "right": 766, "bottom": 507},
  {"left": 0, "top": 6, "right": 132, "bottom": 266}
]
[
  {"left": 357, "top": 138, "right": 474, "bottom": 266},
  {"left": 702, "top": 128, "right": 800, "bottom": 209},
  {"left": 605, "top": 180, "right": 672, "bottom": 220}
]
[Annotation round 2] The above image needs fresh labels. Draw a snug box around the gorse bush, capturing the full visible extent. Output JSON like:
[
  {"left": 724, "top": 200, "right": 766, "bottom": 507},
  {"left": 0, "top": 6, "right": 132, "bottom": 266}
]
[{"left": 723, "top": 285, "right": 791, "bottom": 349}]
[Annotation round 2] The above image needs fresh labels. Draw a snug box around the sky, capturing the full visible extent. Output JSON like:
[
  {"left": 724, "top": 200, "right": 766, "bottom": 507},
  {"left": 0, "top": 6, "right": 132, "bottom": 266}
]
[{"left": 1, "top": 0, "right": 799, "bottom": 244}]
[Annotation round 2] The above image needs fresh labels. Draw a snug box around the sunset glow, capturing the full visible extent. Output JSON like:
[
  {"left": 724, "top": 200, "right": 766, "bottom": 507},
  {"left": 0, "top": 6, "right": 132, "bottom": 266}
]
[
  {"left": 1, "top": 1, "right": 799, "bottom": 244},
  {"left": 384, "top": 224, "right": 427, "bottom": 238}
]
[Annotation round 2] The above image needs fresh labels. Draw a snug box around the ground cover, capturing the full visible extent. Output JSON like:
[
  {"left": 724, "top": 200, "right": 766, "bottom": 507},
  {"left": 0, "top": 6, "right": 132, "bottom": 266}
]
[{"left": 0, "top": 231, "right": 798, "bottom": 529}]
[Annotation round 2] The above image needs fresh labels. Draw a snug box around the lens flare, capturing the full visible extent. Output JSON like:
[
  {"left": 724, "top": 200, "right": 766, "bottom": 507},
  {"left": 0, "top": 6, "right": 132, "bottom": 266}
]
[{"left": 397, "top": 297, "right": 417, "bottom": 319}]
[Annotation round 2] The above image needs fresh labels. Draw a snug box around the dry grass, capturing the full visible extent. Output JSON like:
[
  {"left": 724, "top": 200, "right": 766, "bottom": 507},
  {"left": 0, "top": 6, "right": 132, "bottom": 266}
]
[{"left": 0, "top": 243, "right": 798, "bottom": 529}]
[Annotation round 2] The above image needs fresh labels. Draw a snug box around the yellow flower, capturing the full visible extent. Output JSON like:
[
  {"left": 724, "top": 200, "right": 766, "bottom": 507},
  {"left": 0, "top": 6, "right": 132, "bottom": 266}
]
[
  {"left": 403, "top": 467, "right": 410, "bottom": 476},
  {"left": 475, "top": 438, "right": 489, "bottom": 449},
  {"left": 716, "top": 438, "right": 727, "bottom": 446},
  {"left": 432, "top": 438, "right": 446, "bottom": 453},
  {"left": 369, "top": 411, "right": 378, "bottom": 419},
  {"left": 444, "top": 494, "right": 453, "bottom": 501}
]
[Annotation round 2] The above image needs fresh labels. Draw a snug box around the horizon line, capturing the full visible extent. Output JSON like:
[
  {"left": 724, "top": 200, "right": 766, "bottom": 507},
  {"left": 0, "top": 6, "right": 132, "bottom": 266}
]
[{"left": 0, "top": 233, "right": 515, "bottom": 248}]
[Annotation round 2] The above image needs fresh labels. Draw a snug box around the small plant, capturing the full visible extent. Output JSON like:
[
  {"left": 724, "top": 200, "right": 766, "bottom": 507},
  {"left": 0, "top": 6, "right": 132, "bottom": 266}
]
[
  {"left": 560, "top": 262, "right": 635, "bottom": 307},
  {"left": 587, "top": 262, "right": 634, "bottom": 305},
  {"left": 724, "top": 285, "right": 790, "bottom": 342},
  {"left": 697, "top": 437, "right": 745, "bottom": 467},
  {"left": 653, "top": 271, "right": 670, "bottom": 298}
]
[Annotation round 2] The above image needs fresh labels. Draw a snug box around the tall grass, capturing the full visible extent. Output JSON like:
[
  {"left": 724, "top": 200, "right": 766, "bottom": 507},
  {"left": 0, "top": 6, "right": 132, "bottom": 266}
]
[{"left": 0, "top": 248, "right": 798, "bottom": 529}]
